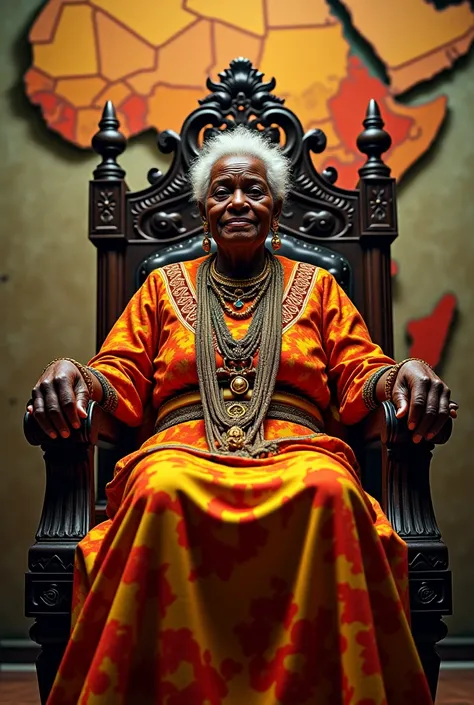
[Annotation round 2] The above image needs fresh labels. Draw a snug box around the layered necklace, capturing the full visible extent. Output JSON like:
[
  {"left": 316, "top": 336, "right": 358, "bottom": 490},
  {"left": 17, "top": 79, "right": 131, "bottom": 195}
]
[
  {"left": 209, "top": 255, "right": 272, "bottom": 318},
  {"left": 195, "top": 250, "right": 284, "bottom": 457}
]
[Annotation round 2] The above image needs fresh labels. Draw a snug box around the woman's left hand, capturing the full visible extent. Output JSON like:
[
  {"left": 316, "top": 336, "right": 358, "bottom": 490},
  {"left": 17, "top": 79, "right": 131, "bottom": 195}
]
[{"left": 390, "top": 360, "right": 458, "bottom": 443}]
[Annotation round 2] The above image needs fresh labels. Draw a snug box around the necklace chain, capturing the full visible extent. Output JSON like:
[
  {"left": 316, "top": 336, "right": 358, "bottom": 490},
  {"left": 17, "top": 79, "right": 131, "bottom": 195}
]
[
  {"left": 210, "top": 255, "right": 271, "bottom": 288},
  {"left": 209, "top": 253, "right": 271, "bottom": 315},
  {"left": 195, "top": 253, "right": 284, "bottom": 457}
]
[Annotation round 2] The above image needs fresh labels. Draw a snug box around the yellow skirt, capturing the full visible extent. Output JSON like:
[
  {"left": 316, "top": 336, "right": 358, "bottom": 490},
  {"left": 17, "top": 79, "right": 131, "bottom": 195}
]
[{"left": 47, "top": 420, "right": 432, "bottom": 704}]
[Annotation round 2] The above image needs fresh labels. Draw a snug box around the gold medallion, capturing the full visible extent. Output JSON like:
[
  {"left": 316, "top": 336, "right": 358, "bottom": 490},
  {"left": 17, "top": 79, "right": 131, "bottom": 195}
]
[
  {"left": 230, "top": 375, "right": 249, "bottom": 395},
  {"left": 225, "top": 425, "right": 246, "bottom": 451},
  {"left": 226, "top": 402, "right": 246, "bottom": 418}
]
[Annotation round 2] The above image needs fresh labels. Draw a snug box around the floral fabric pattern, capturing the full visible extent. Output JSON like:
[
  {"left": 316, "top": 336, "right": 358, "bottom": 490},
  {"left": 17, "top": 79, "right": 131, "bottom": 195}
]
[{"left": 47, "top": 256, "right": 432, "bottom": 705}]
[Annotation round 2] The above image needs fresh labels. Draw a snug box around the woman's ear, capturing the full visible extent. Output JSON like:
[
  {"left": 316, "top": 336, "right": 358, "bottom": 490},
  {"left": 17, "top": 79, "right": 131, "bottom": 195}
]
[
  {"left": 198, "top": 202, "right": 206, "bottom": 221},
  {"left": 273, "top": 199, "right": 283, "bottom": 221}
]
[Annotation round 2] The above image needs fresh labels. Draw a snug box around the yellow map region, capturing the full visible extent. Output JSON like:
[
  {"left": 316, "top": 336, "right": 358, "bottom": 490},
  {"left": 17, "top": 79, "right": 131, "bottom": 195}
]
[{"left": 25, "top": 0, "right": 474, "bottom": 187}]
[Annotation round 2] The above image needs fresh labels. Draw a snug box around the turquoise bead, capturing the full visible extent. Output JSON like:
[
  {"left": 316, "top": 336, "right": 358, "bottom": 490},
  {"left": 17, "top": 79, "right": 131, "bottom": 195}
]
[{"left": 234, "top": 299, "right": 244, "bottom": 309}]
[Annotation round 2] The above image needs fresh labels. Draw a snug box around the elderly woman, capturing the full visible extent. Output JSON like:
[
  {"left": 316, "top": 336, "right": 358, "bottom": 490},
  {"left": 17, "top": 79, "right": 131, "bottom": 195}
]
[{"left": 29, "top": 126, "right": 456, "bottom": 705}]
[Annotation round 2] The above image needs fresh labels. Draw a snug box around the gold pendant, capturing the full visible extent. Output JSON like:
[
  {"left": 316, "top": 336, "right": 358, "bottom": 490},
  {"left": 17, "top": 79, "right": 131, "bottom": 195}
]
[
  {"left": 230, "top": 375, "right": 249, "bottom": 396},
  {"left": 225, "top": 426, "right": 246, "bottom": 451},
  {"left": 226, "top": 402, "right": 247, "bottom": 419}
]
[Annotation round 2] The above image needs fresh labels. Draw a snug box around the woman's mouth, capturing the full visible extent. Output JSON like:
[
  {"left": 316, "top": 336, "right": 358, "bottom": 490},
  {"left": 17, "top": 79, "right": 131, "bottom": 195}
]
[{"left": 222, "top": 218, "right": 255, "bottom": 229}]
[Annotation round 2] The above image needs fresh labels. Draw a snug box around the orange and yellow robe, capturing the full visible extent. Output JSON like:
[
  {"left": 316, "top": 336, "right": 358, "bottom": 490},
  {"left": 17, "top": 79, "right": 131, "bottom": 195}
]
[{"left": 48, "top": 255, "right": 433, "bottom": 705}]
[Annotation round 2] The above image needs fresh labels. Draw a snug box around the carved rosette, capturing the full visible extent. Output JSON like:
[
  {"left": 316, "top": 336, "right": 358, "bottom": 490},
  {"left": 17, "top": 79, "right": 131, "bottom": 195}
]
[
  {"left": 359, "top": 180, "right": 397, "bottom": 236},
  {"left": 90, "top": 181, "right": 126, "bottom": 239},
  {"left": 409, "top": 576, "right": 452, "bottom": 614},
  {"left": 97, "top": 190, "right": 116, "bottom": 223}
]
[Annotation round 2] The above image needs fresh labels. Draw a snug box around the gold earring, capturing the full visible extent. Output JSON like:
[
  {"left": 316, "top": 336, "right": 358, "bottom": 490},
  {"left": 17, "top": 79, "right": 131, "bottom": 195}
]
[
  {"left": 202, "top": 220, "right": 211, "bottom": 253},
  {"left": 271, "top": 219, "right": 281, "bottom": 251}
]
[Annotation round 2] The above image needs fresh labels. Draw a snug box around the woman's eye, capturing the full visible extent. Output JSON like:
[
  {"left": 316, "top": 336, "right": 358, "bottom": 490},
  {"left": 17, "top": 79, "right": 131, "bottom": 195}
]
[
  {"left": 248, "top": 188, "right": 264, "bottom": 198},
  {"left": 213, "top": 188, "right": 229, "bottom": 198}
]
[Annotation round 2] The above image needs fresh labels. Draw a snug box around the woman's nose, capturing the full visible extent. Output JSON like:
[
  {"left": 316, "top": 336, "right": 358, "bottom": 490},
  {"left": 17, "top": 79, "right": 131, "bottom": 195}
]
[{"left": 229, "top": 189, "right": 247, "bottom": 209}]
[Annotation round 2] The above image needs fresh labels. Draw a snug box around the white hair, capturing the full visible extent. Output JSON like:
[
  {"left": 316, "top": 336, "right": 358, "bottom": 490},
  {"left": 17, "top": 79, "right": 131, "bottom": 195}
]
[{"left": 189, "top": 126, "right": 291, "bottom": 204}]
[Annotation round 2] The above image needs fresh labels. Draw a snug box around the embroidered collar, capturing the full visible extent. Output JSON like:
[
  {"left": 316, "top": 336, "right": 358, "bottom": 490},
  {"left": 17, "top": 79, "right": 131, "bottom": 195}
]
[{"left": 159, "top": 258, "right": 318, "bottom": 334}]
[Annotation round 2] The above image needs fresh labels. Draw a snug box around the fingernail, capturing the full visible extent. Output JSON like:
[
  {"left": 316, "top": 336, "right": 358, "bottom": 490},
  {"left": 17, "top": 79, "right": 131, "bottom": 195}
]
[
  {"left": 49, "top": 432, "right": 57, "bottom": 439},
  {"left": 427, "top": 433, "right": 434, "bottom": 440},
  {"left": 72, "top": 422, "right": 80, "bottom": 429},
  {"left": 408, "top": 423, "right": 415, "bottom": 430},
  {"left": 60, "top": 430, "right": 69, "bottom": 438},
  {"left": 413, "top": 434, "right": 422, "bottom": 443}
]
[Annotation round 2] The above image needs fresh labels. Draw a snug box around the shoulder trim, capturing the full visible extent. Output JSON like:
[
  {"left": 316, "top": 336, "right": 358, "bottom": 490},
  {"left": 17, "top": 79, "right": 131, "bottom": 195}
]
[{"left": 160, "top": 259, "right": 318, "bottom": 334}]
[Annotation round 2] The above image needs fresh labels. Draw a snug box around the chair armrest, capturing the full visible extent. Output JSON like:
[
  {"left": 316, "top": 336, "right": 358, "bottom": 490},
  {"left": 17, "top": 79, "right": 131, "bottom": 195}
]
[
  {"left": 359, "top": 400, "right": 452, "bottom": 619},
  {"left": 24, "top": 400, "right": 128, "bottom": 449},
  {"left": 362, "top": 400, "right": 452, "bottom": 446}
]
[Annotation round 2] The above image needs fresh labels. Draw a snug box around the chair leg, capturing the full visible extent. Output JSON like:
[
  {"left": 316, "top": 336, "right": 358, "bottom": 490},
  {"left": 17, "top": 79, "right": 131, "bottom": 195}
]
[
  {"left": 411, "top": 613, "right": 448, "bottom": 702},
  {"left": 30, "top": 616, "right": 70, "bottom": 705}
]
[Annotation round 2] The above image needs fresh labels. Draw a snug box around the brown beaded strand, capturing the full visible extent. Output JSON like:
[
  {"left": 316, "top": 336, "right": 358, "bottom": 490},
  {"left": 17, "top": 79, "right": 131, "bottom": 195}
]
[
  {"left": 362, "top": 365, "right": 392, "bottom": 410},
  {"left": 195, "top": 253, "right": 284, "bottom": 457}
]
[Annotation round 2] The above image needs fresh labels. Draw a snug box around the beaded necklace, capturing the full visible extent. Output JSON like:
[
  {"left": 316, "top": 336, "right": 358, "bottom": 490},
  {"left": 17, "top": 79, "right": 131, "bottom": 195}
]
[
  {"left": 195, "top": 251, "right": 284, "bottom": 457},
  {"left": 209, "top": 254, "right": 271, "bottom": 317}
]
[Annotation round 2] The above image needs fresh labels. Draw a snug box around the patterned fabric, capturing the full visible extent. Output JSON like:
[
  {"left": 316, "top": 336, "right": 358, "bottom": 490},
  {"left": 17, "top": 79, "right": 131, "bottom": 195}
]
[{"left": 47, "top": 256, "right": 433, "bottom": 705}]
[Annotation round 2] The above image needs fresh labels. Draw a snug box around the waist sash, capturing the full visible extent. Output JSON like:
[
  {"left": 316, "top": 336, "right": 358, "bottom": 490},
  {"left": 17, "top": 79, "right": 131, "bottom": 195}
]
[{"left": 155, "top": 389, "right": 324, "bottom": 435}]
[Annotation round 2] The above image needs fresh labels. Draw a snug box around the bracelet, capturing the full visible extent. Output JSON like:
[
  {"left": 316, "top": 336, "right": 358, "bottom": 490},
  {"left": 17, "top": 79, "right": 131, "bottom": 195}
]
[
  {"left": 362, "top": 365, "right": 393, "bottom": 410},
  {"left": 384, "top": 357, "right": 433, "bottom": 401},
  {"left": 42, "top": 357, "right": 95, "bottom": 400},
  {"left": 87, "top": 367, "right": 119, "bottom": 414}
]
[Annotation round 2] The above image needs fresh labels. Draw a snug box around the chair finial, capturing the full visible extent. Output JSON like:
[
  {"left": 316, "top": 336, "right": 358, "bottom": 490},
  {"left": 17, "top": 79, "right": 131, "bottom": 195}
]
[
  {"left": 357, "top": 99, "right": 392, "bottom": 179},
  {"left": 92, "top": 101, "right": 126, "bottom": 180}
]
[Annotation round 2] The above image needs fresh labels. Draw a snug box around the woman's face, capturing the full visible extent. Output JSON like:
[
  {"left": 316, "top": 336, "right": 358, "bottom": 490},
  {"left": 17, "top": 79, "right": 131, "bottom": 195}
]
[{"left": 201, "top": 155, "right": 281, "bottom": 253}]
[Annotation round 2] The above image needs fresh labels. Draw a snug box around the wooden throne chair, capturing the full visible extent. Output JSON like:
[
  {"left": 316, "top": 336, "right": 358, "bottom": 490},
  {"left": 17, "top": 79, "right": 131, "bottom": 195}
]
[{"left": 24, "top": 58, "right": 452, "bottom": 704}]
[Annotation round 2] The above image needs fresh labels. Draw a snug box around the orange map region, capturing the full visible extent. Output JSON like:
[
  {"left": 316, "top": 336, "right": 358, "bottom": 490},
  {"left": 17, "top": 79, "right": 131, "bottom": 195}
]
[
  {"left": 341, "top": 0, "right": 474, "bottom": 95},
  {"left": 25, "top": 0, "right": 466, "bottom": 371},
  {"left": 25, "top": 0, "right": 472, "bottom": 187}
]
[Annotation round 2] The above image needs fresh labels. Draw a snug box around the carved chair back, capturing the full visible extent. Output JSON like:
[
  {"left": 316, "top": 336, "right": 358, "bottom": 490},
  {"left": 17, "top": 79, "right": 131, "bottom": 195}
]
[
  {"left": 24, "top": 60, "right": 452, "bottom": 705},
  {"left": 89, "top": 58, "right": 398, "bottom": 500}
]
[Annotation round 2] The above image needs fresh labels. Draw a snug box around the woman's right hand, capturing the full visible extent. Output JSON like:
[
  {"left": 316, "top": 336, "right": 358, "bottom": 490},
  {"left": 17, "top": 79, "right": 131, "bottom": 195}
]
[{"left": 27, "top": 360, "right": 90, "bottom": 439}]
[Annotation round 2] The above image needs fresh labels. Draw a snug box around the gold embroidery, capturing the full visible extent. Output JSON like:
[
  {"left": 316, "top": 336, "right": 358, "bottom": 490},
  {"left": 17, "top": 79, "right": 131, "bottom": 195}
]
[
  {"left": 282, "top": 262, "right": 318, "bottom": 332},
  {"left": 160, "top": 260, "right": 318, "bottom": 334}
]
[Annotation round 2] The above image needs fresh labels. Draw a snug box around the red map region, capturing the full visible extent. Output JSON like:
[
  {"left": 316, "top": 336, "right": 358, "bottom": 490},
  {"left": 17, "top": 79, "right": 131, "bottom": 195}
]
[
  {"left": 392, "top": 263, "right": 456, "bottom": 370},
  {"left": 406, "top": 293, "right": 457, "bottom": 370}
]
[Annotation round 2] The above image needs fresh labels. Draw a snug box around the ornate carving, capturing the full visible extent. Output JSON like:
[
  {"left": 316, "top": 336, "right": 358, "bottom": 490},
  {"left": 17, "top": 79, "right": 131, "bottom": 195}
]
[
  {"left": 294, "top": 174, "right": 355, "bottom": 218},
  {"left": 129, "top": 172, "right": 190, "bottom": 233},
  {"left": 417, "top": 583, "right": 439, "bottom": 605},
  {"left": 29, "top": 553, "right": 74, "bottom": 573},
  {"left": 146, "top": 211, "right": 187, "bottom": 239},
  {"left": 40, "top": 585, "right": 62, "bottom": 608},
  {"left": 27, "top": 577, "right": 72, "bottom": 614},
  {"left": 131, "top": 176, "right": 189, "bottom": 217},
  {"left": 201, "top": 57, "right": 284, "bottom": 116},
  {"left": 299, "top": 210, "right": 336, "bottom": 237},
  {"left": 178, "top": 57, "right": 305, "bottom": 167},
  {"left": 409, "top": 551, "right": 449, "bottom": 571},
  {"left": 369, "top": 187, "right": 390, "bottom": 222},
  {"left": 321, "top": 166, "right": 338, "bottom": 185},
  {"left": 125, "top": 59, "right": 365, "bottom": 241},
  {"left": 97, "top": 190, "right": 116, "bottom": 224},
  {"left": 410, "top": 578, "right": 449, "bottom": 610},
  {"left": 36, "top": 448, "right": 92, "bottom": 540}
]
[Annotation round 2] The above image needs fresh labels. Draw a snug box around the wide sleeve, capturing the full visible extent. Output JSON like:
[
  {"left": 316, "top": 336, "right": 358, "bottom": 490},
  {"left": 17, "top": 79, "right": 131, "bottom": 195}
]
[
  {"left": 87, "top": 271, "right": 161, "bottom": 426},
  {"left": 320, "top": 270, "right": 395, "bottom": 425}
]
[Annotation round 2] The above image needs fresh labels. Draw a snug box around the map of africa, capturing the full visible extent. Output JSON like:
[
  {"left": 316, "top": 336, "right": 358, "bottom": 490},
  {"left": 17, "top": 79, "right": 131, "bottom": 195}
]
[
  {"left": 25, "top": 0, "right": 473, "bottom": 189},
  {"left": 24, "top": 0, "right": 473, "bottom": 366}
]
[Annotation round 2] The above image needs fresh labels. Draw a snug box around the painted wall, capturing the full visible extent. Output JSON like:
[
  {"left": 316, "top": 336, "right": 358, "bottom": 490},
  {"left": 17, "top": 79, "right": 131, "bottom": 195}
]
[{"left": 0, "top": 0, "right": 473, "bottom": 638}]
